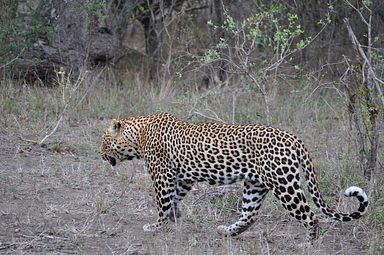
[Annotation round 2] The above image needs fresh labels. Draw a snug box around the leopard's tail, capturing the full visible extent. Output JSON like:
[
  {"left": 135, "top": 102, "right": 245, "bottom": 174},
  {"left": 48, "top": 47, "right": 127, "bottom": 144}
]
[{"left": 299, "top": 145, "right": 368, "bottom": 221}]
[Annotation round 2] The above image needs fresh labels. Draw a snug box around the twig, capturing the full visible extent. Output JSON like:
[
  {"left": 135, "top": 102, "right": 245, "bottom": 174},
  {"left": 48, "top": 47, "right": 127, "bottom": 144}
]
[
  {"left": 183, "top": 5, "right": 208, "bottom": 13},
  {"left": 193, "top": 110, "right": 224, "bottom": 122},
  {"left": 232, "top": 92, "right": 236, "bottom": 124},
  {"left": 0, "top": 57, "right": 19, "bottom": 69},
  {"left": 18, "top": 108, "right": 65, "bottom": 146},
  {"left": 345, "top": 0, "right": 370, "bottom": 27},
  {"left": 0, "top": 48, "right": 25, "bottom": 69},
  {"left": 38, "top": 104, "right": 67, "bottom": 145},
  {"left": 18, "top": 136, "right": 38, "bottom": 145}
]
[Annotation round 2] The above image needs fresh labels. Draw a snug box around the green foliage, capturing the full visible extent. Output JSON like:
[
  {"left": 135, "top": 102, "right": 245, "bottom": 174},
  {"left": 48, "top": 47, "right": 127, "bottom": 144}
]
[
  {"left": 0, "top": 0, "right": 54, "bottom": 66},
  {"left": 216, "top": 38, "right": 228, "bottom": 50},
  {"left": 0, "top": 0, "right": 26, "bottom": 64},
  {"left": 317, "top": 3, "right": 332, "bottom": 26},
  {"left": 362, "top": 0, "right": 373, "bottom": 9},
  {"left": 86, "top": 0, "right": 109, "bottom": 24},
  {"left": 202, "top": 49, "right": 219, "bottom": 64},
  {"left": 206, "top": 2, "right": 305, "bottom": 66},
  {"left": 202, "top": 2, "right": 323, "bottom": 121}
]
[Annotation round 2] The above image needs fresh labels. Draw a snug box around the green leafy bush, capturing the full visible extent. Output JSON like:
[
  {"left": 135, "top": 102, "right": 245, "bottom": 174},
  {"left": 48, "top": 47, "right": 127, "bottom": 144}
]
[{"left": 0, "top": 0, "right": 54, "bottom": 68}]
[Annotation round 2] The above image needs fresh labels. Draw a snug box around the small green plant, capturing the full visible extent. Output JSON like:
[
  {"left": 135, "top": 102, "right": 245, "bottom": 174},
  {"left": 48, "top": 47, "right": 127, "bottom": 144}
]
[
  {"left": 85, "top": 0, "right": 110, "bottom": 25},
  {"left": 95, "top": 199, "right": 109, "bottom": 214},
  {"left": 206, "top": 2, "right": 308, "bottom": 70}
]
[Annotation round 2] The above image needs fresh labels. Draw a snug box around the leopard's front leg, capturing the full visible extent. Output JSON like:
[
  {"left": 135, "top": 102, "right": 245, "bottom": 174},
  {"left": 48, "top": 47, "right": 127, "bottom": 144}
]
[{"left": 143, "top": 169, "right": 176, "bottom": 232}]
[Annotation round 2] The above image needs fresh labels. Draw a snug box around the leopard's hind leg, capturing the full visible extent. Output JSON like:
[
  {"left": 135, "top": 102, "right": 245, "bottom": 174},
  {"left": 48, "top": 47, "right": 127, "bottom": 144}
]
[
  {"left": 217, "top": 180, "right": 269, "bottom": 236},
  {"left": 272, "top": 170, "right": 319, "bottom": 240}
]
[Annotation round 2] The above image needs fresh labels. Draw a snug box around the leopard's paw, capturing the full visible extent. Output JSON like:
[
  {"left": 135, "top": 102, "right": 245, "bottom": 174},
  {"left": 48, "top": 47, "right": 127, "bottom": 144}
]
[{"left": 143, "top": 223, "right": 160, "bottom": 232}]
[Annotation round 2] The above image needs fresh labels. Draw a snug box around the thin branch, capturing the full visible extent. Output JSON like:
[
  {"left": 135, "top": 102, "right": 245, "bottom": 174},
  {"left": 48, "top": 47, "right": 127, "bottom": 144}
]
[
  {"left": 265, "top": 22, "right": 329, "bottom": 73},
  {"left": 183, "top": 5, "right": 208, "bottom": 13},
  {"left": 38, "top": 104, "right": 68, "bottom": 145},
  {"left": 193, "top": 110, "right": 224, "bottom": 123},
  {"left": 345, "top": 0, "right": 370, "bottom": 27},
  {"left": 344, "top": 18, "right": 384, "bottom": 106},
  {"left": 0, "top": 57, "right": 20, "bottom": 70},
  {"left": 0, "top": 47, "right": 27, "bottom": 69}
]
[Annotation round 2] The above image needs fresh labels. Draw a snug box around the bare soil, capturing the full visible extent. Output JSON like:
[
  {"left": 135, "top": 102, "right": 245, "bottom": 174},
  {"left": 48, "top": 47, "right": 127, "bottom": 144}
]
[{"left": 0, "top": 121, "right": 382, "bottom": 255}]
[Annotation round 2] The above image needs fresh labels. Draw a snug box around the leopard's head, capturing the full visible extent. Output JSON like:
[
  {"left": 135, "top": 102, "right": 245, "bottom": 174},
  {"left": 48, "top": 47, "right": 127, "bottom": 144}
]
[{"left": 99, "top": 119, "right": 142, "bottom": 166}]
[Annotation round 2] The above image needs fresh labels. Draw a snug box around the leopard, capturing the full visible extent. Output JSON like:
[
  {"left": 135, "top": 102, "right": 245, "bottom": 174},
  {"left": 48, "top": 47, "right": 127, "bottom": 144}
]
[{"left": 99, "top": 112, "right": 368, "bottom": 240}]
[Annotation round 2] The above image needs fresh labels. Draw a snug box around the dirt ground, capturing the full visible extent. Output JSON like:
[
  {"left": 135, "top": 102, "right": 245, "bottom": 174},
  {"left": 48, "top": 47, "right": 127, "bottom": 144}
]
[{"left": 0, "top": 121, "right": 382, "bottom": 255}]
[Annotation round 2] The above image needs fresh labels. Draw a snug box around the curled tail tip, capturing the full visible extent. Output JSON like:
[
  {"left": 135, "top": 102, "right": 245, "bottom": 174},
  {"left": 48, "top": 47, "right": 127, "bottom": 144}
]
[{"left": 344, "top": 186, "right": 368, "bottom": 202}]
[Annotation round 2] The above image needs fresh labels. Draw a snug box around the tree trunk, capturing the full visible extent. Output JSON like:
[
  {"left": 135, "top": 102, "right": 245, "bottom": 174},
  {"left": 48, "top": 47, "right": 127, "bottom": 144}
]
[
  {"left": 14, "top": 0, "right": 123, "bottom": 82},
  {"left": 208, "top": 0, "right": 228, "bottom": 86},
  {"left": 140, "top": 13, "right": 160, "bottom": 80}
]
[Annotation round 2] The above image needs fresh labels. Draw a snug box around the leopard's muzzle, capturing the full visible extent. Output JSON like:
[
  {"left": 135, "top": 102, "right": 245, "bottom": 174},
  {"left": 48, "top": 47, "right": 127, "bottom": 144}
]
[{"left": 103, "top": 155, "right": 117, "bottom": 166}]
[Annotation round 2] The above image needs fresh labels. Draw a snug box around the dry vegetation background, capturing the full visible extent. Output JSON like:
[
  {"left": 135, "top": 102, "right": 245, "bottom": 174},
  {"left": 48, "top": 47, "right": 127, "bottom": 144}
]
[{"left": 1, "top": 0, "right": 384, "bottom": 254}]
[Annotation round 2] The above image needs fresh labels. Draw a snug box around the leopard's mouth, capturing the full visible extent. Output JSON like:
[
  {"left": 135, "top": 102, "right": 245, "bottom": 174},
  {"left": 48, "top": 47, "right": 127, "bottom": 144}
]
[
  {"left": 103, "top": 155, "right": 117, "bottom": 166},
  {"left": 102, "top": 154, "right": 139, "bottom": 166},
  {"left": 108, "top": 157, "right": 117, "bottom": 166}
]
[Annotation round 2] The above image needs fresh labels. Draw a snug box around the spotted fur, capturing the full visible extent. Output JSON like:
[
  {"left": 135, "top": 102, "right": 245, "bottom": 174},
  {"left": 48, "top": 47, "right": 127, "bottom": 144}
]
[{"left": 99, "top": 113, "right": 368, "bottom": 239}]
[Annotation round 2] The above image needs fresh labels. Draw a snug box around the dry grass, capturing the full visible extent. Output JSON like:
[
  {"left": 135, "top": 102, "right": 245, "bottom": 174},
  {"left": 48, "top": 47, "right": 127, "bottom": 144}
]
[{"left": 0, "top": 71, "right": 383, "bottom": 254}]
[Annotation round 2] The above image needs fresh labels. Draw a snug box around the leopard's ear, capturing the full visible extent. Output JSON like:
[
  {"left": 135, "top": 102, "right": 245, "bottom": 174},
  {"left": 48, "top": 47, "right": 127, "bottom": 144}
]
[{"left": 109, "top": 119, "right": 121, "bottom": 136}]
